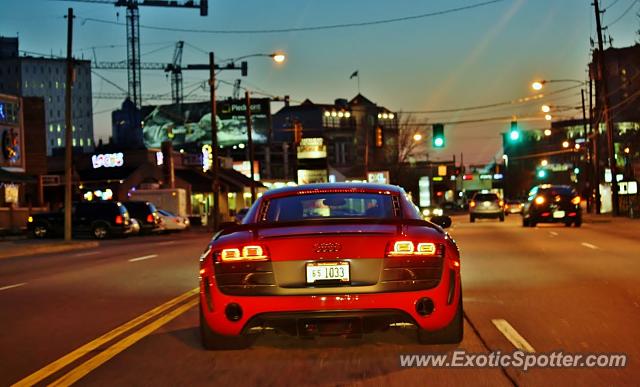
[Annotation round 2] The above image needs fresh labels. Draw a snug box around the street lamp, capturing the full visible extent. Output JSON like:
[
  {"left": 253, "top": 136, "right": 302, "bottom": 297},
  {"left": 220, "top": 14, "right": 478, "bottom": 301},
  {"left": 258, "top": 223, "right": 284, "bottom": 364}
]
[
  {"left": 541, "top": 104, "right": 551, "bottom": 113},
  {"left": 544, "top": 114, "right": 552, "bottom": 121},
  {"left": 530, "top": 79, "right": 585, "bottom": 90},
  {"left": 222, "top": 52, "right": 286, "bottom": 64},
  {"left": 413, "top": 133, "right": 423, "bottom": 142},
  {"left": 562, "top": 140, "right": 570, "bottom": 148},
  {"left": 544, "top": 129, "right": 552, "bottom": 136}
]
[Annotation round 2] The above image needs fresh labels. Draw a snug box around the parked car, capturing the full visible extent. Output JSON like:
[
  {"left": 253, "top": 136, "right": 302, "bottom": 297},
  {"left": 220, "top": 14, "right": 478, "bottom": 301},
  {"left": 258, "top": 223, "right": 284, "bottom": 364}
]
[
  {"left": 27, "top": 201, "right": 132, "bottom": 239},
  {"left": 504, "top": 199, "right": 524, "bottom": 215},
  {"left": 522, "top": 185, "right": 582, "bottom": 227},
  {"left": 198, "top": 183, "right": 462, "bottom": 349},
  {"left": 420, "top": 206, "right": 444, "bottom": 220},
  {"left": 123, "top": 201, "right": 161, "bottom": 234},
  {"left": 157, "top": 209, "right": 190, "bottom": 231},
  {"left": 469, "top": 192, "right": 504, "bottom": 222}
]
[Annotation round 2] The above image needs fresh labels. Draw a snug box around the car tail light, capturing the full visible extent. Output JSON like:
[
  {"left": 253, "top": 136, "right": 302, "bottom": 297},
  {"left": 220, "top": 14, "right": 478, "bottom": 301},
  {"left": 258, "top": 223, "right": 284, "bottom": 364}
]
[
  {"left": 218, "top": 245, "right": 269, "bottom": 262},
  {"left": 469, "top": 201, "right": 476, "bottom": 208},
  {"left": 146, "top": 214, "right": 154, "bottom": 223},
  {"left": 115, "top": 215, "right": 123, "bottom": 224},
  {"left": 387, "top": 241, "right": 440, "bottom": 257},
  {"left": 571, "top": 196, "right": 581, "bottom": 205},
  {"left": 499, "top": 200, "right": 504, "bottom": 207},
  {"left": 534, "top": 196, "right": 545, "bottom": 205}
]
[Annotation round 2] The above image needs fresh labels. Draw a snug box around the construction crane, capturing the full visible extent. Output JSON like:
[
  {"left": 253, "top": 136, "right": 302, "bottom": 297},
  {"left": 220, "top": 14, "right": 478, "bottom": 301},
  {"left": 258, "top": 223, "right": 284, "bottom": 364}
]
[
  {"left": 93, "top": 40, "right": 185, "bottom": 105},
  {"left": 64, "top": 0, "right": 207, "bottom": 110}
]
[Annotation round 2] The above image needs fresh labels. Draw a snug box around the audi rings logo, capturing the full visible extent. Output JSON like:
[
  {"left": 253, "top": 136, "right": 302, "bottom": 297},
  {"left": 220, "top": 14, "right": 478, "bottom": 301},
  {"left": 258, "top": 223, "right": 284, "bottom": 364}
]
[{"left": 313, "top": 242, "right": 342, "bottom": 253}]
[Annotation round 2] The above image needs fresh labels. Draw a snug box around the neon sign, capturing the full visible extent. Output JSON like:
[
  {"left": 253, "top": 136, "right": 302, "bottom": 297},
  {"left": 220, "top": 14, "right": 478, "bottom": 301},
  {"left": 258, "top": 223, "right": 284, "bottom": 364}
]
[{"left": 92, "top": 153, "right": 124, "bottom": 169}]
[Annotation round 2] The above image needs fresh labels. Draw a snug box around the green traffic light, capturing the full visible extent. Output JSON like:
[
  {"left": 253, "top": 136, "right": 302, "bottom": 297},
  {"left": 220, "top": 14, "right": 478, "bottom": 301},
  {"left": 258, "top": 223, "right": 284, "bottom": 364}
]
[
  {"left": 509, "top": 130, "right": 520, "bottom": 141},
  {"left": 432, "top": 123, "right": 445, "bottom": 148},
  {"left": 537, "top": 169, "right": 547, "bottom": 178},
  {"left": 434, "top": 137, "right": 445, "bottom": 148}
]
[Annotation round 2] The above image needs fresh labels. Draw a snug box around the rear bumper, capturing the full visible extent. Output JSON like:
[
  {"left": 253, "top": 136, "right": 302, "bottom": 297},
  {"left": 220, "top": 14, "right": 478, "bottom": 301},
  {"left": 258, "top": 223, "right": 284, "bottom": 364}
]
[
  {"left": 200, "top": 266, "right": 461, "bottom": 336},
  {"left": 471, "top": 211, "right": 502, "bottom": 218}
]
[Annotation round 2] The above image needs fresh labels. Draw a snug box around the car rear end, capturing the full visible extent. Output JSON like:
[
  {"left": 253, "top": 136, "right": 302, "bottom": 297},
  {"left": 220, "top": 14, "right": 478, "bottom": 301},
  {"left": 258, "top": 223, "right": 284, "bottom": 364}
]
[
  {"left": 469, "top": 193, "right": 504, "bottom": 222},
  {"left": 199, "top": 185, "right": 462, "bottom": 347},
  {"left": 523, "top": 186, "right": 582, "bottom": 227},
  {"left": 505, "top": 200, "right": 523, "bottom": 214},
  {"left": 124, "top": 201, "right": 161, "bottom": 234}
]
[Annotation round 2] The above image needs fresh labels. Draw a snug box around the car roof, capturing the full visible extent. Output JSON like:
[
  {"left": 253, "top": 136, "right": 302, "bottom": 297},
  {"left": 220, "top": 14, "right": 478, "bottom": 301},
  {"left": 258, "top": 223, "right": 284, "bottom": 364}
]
[{"left": 262, "top": 183, "right": 404, "bottom": 198}]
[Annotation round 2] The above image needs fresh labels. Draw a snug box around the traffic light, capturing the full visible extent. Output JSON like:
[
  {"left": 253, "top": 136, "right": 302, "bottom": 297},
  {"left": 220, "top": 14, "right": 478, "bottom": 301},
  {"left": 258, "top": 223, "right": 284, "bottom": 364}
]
[
  {"left": 432, "top": 123, "right": 445, "bottom": 148},
  {"left": 509, "top": 121, "right": 520, "bottom": 142},
  {"left": 537, "top": 169, "right": 547, "bottom": 179}
]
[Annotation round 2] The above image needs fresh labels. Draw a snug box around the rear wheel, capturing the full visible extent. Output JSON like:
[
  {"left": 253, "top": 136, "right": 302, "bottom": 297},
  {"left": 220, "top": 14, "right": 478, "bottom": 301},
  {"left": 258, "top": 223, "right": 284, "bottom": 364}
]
[
  {"left": 32, "top": 223, "right": 49, "bottom": 238},
  {"left": 522, "top": 218, "right": 530, "bottom": 227},
  {"left": 574, "top": 219, "right": 582, "bottom": 227},
  {"left": 417, "top": 296, "right": 463, "bottom": 345},
  {"left": 469, "top": 215, "right": 475, "bottom": 223},
  {"left": 499, "top": 214, "right": 505, "bottom": 222},
  {"left": 91, "top": 223, "right": 110, "bottom": 240},
  {"left": 200, "top": 303, "right": 251, "bottom": 350}
]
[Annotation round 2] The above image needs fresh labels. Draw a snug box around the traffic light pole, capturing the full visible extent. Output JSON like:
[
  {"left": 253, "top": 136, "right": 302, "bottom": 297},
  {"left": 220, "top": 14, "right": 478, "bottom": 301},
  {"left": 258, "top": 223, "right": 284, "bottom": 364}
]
[
  {"left": 245, "top": 90, "right": 257, "bottom": 204},
  {"left": 208, "top": 52, "right": 220, "bottom": 232},
  {"left": 64, "top": 8, "right": 74, "bottom": 242}
]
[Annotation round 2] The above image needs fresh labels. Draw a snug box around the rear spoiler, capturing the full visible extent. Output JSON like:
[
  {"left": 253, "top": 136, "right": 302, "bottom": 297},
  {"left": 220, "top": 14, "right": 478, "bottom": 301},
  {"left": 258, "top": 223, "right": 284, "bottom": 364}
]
[{"left": 213, "top": 218, "right": 444, "bottom": 240}]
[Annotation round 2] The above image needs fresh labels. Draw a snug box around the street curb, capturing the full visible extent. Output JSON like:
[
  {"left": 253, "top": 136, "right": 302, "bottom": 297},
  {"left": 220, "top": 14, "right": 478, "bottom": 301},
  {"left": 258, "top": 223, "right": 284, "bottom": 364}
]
[{"left": 0, "top": 241, "right": 100, "bottom": 260}]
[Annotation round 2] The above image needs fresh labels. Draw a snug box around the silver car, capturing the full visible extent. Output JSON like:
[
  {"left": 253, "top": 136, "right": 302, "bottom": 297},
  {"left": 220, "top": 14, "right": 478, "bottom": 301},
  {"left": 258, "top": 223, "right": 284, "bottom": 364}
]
[{"left": 469, "top": 193, "right": 504, "bottom": 222}]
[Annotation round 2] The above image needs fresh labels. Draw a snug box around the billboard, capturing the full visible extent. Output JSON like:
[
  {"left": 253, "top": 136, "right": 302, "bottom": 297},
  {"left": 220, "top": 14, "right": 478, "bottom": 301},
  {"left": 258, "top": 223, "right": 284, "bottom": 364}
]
[{"left": 142, "top": 99, "right": 270, "bottom": 149}]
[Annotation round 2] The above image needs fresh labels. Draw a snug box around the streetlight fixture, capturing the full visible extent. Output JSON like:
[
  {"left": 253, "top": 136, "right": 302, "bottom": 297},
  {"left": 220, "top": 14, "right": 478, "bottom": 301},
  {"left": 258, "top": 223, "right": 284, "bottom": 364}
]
[
  {"left": 544, "top": 129, "right": 552, "bottom": 136},
  {"left": 541, "top": 159, "right": 548, "bottom": 166},
  {"left": 544, "top": 114, "right": 552, "bottom": 121},
  {"left": 541, "top": 104, "right": 551, "bottom": 113},
  {"left": 222, "top": 52, "right": 287, "bottom": 64},
  {"left": 562, "top": 140, "right": 570, "bottom": 148},
  {"left": 413, "top": 133, "right": 423, "bottom": 142},
  {"left": 530, "top": 79, "right": 585, "bottom": 90}
]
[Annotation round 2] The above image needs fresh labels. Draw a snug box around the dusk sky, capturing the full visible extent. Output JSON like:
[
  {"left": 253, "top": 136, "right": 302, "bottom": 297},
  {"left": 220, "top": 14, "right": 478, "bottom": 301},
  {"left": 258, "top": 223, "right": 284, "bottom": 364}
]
[{"left": 3, "top": 0, "right": 639, "bottom": 165}]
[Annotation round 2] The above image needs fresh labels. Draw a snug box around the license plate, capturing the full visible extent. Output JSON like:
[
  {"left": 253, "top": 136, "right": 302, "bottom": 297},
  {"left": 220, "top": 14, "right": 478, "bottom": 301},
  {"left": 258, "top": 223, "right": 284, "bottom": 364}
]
[
  {"left": 306, "top": 262, "right": 350, "bottom": 283},
  {"left": 553, "top": 211, "right": 565, "bottom": 218}
]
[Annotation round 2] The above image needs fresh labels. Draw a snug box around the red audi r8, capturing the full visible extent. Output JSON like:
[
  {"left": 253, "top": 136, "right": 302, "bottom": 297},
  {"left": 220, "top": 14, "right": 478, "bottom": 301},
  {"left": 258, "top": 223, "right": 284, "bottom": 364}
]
[{"left": 198, "top": 183, "right": 462, "bottom": 349}]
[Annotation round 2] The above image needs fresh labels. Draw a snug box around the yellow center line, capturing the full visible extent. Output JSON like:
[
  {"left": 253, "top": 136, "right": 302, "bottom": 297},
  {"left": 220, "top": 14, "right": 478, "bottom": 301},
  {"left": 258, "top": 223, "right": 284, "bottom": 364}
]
[
  {"left": 49, "top": 298, "right": 198, "bottom": 386},
  {"left": 12, "top": 287, "right": 199, "bottom": 387}
]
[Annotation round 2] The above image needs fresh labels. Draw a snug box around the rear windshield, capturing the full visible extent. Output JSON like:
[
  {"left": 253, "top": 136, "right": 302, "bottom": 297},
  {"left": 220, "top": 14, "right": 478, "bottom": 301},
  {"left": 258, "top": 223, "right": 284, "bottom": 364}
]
[
  {"left": 538, "top": 187, "right": 576, "bottom": 196},
  {"left": 474, "top": 194, "right": 499, "bottom": 202},
  {"left": 264, "top": 193, "right": 394, "bottom": 222},
  {"left": 124, "top": 202, "right": 155, "bottom": 216}
]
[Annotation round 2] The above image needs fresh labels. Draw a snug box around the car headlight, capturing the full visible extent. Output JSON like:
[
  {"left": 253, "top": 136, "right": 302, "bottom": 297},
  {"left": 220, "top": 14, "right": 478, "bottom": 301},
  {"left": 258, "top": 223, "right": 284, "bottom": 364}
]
[
  {"left": 434, "top": 209, "right": 443, "bottom": 216},
  {"left": 422, "top": 209, "right": 430, "bottom": 216}
]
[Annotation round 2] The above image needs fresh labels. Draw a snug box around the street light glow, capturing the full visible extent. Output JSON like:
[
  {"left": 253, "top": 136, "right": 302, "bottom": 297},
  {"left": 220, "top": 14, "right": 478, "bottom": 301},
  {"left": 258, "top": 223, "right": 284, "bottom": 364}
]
[
  {"left": 541, "top": 159, "right": 548, "bottom": 166},
  {"left": 541, "top": 104, "right": 551, "bottom": 113},
  {"left": 532, "top": 81, "right": 544, "bottom": 90},
  {"left": 562, "top": 140, "right": 570, "bottom": 148},
  {"left": 271, "top": 53, "right": 286, "bottom": 63},
  {"left": 544, "top": 114, "right": 552, "bottom": 121},
  {"left": 544, "top": 129, "right": 552, "bottom": 136},
  {"left": 624, "top": 147, "right": 630, "bottom": 154},
  {"left": 413, "top": 133, "right": 423, "bottom": 142}
]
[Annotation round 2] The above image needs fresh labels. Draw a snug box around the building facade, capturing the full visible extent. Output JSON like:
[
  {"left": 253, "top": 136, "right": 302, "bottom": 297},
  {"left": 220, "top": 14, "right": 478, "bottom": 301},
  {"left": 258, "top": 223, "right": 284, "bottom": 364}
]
[{"left": 0, "top": 36, "right": 94, "bottom": 155}]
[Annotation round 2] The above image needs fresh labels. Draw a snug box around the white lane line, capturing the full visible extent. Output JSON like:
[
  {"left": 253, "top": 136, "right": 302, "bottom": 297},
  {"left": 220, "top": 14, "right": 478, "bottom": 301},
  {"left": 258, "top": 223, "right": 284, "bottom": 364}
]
[
  {"left": 128, "top": 254, "right": 158, "bottom": 262},
  {"left": 74, "top": 251, "right": 100, "bottom": 257},
  {"left": 156, "top": 241, "right": 177, "bottom": 246},
  {"left": 0, "top": 282, "right": 27, "bottom": 292},
  {"left": 491, "top": 319, "right": 536, "bottom": 353},
  {"left": 549, "top": 231, "right": 559, "bottom": 237},
  {"left": 581, "top": 242, "right": 599, "bottom": 250}
]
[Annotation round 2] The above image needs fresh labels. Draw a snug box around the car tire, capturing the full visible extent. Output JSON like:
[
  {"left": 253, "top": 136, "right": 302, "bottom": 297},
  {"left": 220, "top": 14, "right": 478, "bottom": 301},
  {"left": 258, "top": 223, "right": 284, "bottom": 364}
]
[
  {"left": 417, "top": 295, "right": 463, "bottom": 345},
  {"left": 32, "top": 223, "right": 49, "bottom": 238},
  {"left": 522, "top": 218, "right": 529, "bottom": 227},
  {"left": 199, "top": 303, "right": 251, "bottom": 350},
  {"left": 499, "top": 214, "right": 505, "bottom": 222},
  {"left": 574, "top": 219, "right": 582, "bottom": 227},
  {"left": 91, "top": 223, "right": 110, "bottom": 240},
  {"left": 564, "top": 221, "right": 572, "bottom": 227},
  {"left": 469, "top": 215, "right": 475, "bottom": 223}
]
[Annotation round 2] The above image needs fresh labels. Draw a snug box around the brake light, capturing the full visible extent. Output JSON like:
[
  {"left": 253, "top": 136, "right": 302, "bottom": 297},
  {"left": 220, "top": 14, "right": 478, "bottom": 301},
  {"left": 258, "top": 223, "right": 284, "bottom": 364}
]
[
  {"left": 534, "top": 196, "right": 545, "bottom": 205},
  {"left": 146, "top": 214, "right": 154, "bottom": 223},
  {"left": 469, "top": 201, "right": 476, "bottom": 208},
  {"left": 388, "top": 241, "right": 439, "bottom": 257},
  {"left": 571, "top": 196, "right": 581, "bottom": 205},
  {"left": 219, "top": 245, "right": 269, "bottom": 262},
  {"left": 115, "top": 215, "right": 123, "bottom": 224}
]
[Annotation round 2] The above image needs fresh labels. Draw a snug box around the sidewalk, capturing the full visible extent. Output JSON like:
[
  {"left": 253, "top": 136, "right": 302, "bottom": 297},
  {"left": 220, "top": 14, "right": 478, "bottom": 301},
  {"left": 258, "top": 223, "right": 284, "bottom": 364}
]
[
  {"left": 0, "top": 239, "right": 100, "bottom": 260},
  {"left": 581, "top": 213, "right": 640, "bottom": 240}
]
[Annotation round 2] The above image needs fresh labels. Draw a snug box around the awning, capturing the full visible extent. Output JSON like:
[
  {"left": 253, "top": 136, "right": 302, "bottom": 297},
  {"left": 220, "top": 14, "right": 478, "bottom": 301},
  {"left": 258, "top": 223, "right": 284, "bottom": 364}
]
[
  {"left": 175, "top": 168, "right": 264, "bottom": 192},
  {"left": 0, "top": 168, "right": 37, "bottom": 183}
]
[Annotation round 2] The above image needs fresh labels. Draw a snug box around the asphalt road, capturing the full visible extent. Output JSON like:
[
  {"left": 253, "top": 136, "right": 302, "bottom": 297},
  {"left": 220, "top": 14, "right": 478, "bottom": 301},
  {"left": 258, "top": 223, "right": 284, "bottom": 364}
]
[{"left": 1, "top": 217, "right": 638, "bottom": 386}]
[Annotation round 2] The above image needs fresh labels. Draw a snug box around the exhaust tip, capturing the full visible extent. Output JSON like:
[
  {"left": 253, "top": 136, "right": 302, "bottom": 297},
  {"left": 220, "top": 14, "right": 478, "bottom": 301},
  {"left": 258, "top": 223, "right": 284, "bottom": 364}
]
[
  {"left": 225, "top": 303, "right": 243, "bottom": 322},
  {"left": 415, "top": 297, "right": 435, "bottom": 316}
]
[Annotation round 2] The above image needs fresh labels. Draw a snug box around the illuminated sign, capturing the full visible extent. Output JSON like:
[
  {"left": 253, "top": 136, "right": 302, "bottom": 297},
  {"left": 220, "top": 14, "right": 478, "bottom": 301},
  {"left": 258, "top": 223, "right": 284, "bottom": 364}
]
[
  {"left": 156, "top": 151, "right": 164, "bottom": 166},
  {"left": 419, "top": 176, "right": 431, "bottom": 207},
  {"left": 479, "top": 174, "right": 492, "bottom": 180},
  {"left": 437, "top": 165, "right": 447, "bottom": 176},
  {"left": 367, "top": 171, "right": 389, "bottom": 184},
  {"left": 297, "top": 169, "right": 328, "bottom": 185},
  {"left": 432, "top": 176, "right": 444, "bottom": 182},
  {"left": 91, "top": 153, "right": 124, "bottom": 169},
  {"left": 493, "top": 173, "right": 504, "bottom": 180},
  {"left": 463, "top": 174, "right": 474, "bottom": 181},
  {"left": 297, "top": 137, "right": 327, "bottom": 159},
  {"left": 201, "top": 145, "right": 213, "bottom": 172}
]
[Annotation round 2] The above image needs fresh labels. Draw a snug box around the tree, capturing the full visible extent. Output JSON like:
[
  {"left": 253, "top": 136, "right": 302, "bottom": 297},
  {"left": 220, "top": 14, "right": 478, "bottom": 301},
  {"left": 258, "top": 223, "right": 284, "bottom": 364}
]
[{"left": 397, "top": 113, "right": 428, "bottom": 163}]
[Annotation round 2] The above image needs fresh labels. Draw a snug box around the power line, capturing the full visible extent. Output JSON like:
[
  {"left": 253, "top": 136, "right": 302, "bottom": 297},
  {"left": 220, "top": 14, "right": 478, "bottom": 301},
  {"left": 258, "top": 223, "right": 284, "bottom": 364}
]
[
  {"left": 80, "top": 0, "right": 507, "bottom": 35},
  {"left": 607, "top": 0, "right": 639, "bottom": 27}
]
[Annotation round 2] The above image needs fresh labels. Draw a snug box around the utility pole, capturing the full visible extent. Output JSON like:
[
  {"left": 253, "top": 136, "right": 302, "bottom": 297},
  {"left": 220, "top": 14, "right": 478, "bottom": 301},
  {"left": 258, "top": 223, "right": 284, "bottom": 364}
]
[
  {"left": 209, "top": 52, "right": 219, "bottom": 232},
  {"left": 245, "top": 91, "right": 257, "bottom": 204},
  {"left": 594, "top": 0, "right": 620, "bottom": 215},
  {"left": 590, "top": 78, "right": 601, "bottom": 213},
  {"left": 64, "top": 8, "right": 74, "bottom": 242}
]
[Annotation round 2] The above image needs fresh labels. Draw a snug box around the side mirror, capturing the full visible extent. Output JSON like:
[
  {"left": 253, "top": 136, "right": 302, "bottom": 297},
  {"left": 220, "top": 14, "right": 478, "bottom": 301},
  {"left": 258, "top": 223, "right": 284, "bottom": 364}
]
[{"left": 430, "top": 215, "right": 452, "bottom": 229}]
